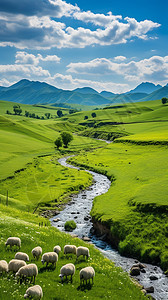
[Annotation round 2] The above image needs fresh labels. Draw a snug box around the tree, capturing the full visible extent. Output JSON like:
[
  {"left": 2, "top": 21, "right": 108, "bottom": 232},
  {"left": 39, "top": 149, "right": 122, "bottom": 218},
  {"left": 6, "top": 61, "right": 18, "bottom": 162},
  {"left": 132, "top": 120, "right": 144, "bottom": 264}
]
[
  {"left": 13, "top": 105, "right": 22, "bottom": 115},
  {"left": 69, "top": 109, "right": 77, "bottom": 114},
  {"left": 57, "top": 110, "right": 63, "bottom": 118},
  {"left": 6, "top": 110, "right": 11, "bottom": 114},
  {"left": 61, "top": 132, "right": 73, "bottom": 148},
  {"left": 25, "top": 111, "right": 29, "bottom": 117},
  {"left": 162, "top": 97, "right": 168, "bottom": 104},
  {"left": 54, "top": 137, "right": 62, "bottom": 149},
  {"left": 84, "top": 115, "right": 88, "bottom": 120},
  {"left": 91, "top": 112, "right": 96, "bottom": 118},
  {"left": 45, "top": 113, "right": 51, "bottom": 119}
]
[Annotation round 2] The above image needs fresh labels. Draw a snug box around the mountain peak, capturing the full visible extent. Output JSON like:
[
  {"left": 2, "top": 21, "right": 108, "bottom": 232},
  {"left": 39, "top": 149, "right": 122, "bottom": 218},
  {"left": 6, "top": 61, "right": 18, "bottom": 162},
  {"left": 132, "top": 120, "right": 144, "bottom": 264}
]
[{"left": 128, "top": 82, "right": 162, "bottom": 94}]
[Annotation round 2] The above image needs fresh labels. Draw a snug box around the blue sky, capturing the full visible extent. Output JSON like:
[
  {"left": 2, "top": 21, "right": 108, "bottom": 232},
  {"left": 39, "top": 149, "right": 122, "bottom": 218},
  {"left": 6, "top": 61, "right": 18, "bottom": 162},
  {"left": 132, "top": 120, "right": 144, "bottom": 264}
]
[{"left": 0, "top": 0, "right": 167, "bottom": 93}]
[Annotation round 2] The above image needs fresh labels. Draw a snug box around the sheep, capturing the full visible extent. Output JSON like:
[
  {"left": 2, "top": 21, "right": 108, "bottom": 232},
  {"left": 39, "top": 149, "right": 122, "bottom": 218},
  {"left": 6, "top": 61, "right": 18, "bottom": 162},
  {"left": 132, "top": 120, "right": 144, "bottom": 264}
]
[
  {"left": 8, "top": 259, "right": 26, "bottom": 273},
  {"left": 53, "top": 245, "right": 61, "bottom": 255},
  {"left": 16, "top": 263, "right": 38, "bottom": 284},
  {"left": 41, "top": 252, "right": 58, "bottom": 268},
  {"left": 63, "top": 245, "right": 77, "bottom": 255},
  {"left": 76, "top": 246, "right": 90, "bottom": 259},
  {"left": 5, "top": 237, "right": 21, "bottom": 250},
  {"left": 59, "top": 263, "right": 75, "bottom": 282},
  {"left": 24, "top": 285, "right": 43, "bottom": 299},
  {"left": 0, "top": 260, "right": 8, "bottom": 275},
  {"left": 15, "top": 252, "right": 29, "bottom": 262},
  {"left": 80, "top": 266, "right": 95, "bottom": 285},
  {"left": 32, "top": 246, "right": 42, "bottom": 260}
]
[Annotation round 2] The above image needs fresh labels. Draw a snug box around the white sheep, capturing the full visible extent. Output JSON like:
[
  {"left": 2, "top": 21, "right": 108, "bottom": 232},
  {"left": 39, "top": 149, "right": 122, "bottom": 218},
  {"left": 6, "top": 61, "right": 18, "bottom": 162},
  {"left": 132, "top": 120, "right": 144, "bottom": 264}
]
[
  {"left": 32, "top": 246, "right": 42, "bottom": 260},
  {"left": 16, "top": 263, "right": 38, "bottom": 284},
  {"left": 53, "top": 245, "right": 61, "bottom": 255},
  {"left": 5, "top": 237, "right": 21, "bottom": 250},
  {"left": 8, "top": 259, "right": 26, "bottom": 273},
  {"left": 41, "top": 252, "right": 58, "bottom": 267},
  {"left": 63, "top": 245, "right": 77, "bottom": 255},
  {"left": 15, "top": 252, "right": 29, "bottom": 262},
  {"left": 59, "top": 263, "right": 75, "bottom": 282},
  {"left": 77, "top": 246, "right": 90, "bottom": 259},
  {"left": 0, "top": 260, "right": 8, "bottom": 275},
  {"left": 24, "top": 285, "right": 43, "bottom": 299},
  {"left": 80, "top": 266, "right": 95, "bottom": 285}
]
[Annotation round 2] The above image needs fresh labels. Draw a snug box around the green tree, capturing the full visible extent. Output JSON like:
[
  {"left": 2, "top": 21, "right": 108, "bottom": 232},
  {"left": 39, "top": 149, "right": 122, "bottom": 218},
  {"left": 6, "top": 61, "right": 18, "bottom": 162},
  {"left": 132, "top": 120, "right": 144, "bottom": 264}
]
[
  {"left": 54, "top": 137, "right": 62, "bottom": 149},
  {"left": 162, "top": 97, "right": 168, "bottom": 104},
  {"left": 91, "top": 112, "right": 96, "bottom": 118},
  {"left": 61, "top": 132, "right": 73, "bottom": 148},
  {"left": 57, "top": 110, "right": 63, "bottom": 118},
  {"left": 84, "top": 115, "right": 88, "bottom": 120},
  {"left": 25, "top": 111, "right": 29, "bottom": 117},
  {"left": 6, "top": 110, "right": 11, "bottom": 114},
  {"left": 45, "top": 113, "right": 51, "bottom": 119},
  {"left": 13, "top": 105, "right": 22, "bottom": 115}
]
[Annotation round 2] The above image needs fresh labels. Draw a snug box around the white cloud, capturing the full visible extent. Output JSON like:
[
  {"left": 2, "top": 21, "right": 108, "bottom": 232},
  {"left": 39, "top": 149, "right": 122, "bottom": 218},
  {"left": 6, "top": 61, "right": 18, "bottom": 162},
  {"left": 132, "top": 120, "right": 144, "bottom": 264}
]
[
  {"left": 0, "top": 64, "right": 50, "bottom": 77},
  {"left": 114, "top": 56, "right": 126, "bottom": 61},
  {"left": 15, "top": 51, "right": 60, "bottom": 65},
  {"left": 73, "top": 11, "right": 122, "bottom": 27},
  {"left": 46, "top": 73, "right": 129, "bottom": 93},
  {"left": 67, "top": 55, "right": 168, "bottom": 86},
  {"left": 0, "top": 9, "right": 160, "bottom": 49}
]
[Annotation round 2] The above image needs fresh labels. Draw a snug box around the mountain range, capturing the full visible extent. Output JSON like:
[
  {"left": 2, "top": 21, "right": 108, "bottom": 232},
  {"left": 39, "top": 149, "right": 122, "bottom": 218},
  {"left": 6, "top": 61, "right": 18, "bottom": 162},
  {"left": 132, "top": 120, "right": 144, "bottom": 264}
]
[{"left": 0, "top": 79, "right": 168, "bottom": 106}]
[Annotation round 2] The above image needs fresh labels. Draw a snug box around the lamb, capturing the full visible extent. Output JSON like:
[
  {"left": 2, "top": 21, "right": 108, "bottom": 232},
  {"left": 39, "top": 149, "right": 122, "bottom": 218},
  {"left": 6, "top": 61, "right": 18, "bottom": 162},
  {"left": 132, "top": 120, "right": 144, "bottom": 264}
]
[
  {"left": 15, "top": 252, "right": 29, "bottom": 262},
  {"left": 32, "top": 246, "right": 42, "bottom": 260},
  {"left": 53, "top": 245, "right": 61, "bottom": 255},
  {"left": 41, "top": 252, "right": 58, "bottom": 267},
  {"left": 0, "top": 260, "right": 8, "bottom": 275},
  {"left": 8, "top": 259, "right": 26, "bottom": 273},
  {"left": 59, "top": 263, "right": 75, "bottom": 282},
  {"left": 63, "top": 245, "right": 77, "bottom": 255},
  {"left": 16, "top": 263, "right": 38, "bottom": 284},
  {"left": 76, "top": 246, "right": 90, "bottom": 259},
  {"left": 5, "top": 237, "right": 21, "bottom": 250},
  {"left": 80, "top": 266, "right": 95, "bottom": 285},
  {"left": 24, "top": 285, "right": 43, "bottom": 299}
]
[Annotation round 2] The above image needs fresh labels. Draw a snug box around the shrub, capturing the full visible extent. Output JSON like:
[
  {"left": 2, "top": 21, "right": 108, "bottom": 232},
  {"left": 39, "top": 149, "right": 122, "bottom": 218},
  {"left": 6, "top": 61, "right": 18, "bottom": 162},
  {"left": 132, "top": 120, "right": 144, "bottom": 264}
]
[{"left": 64, "top": 220, "right": 76, "bottom": 231}]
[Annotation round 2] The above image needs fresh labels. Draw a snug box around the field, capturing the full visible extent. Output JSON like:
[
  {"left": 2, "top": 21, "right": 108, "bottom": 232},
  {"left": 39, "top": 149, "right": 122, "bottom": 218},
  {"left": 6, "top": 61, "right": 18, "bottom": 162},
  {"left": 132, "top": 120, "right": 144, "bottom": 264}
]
[
  {"left": 0, "top": 205, "right": 146, "bottom": 300},
  {"left": 0, "top": 98, "right": 168, "bottom": 298}
]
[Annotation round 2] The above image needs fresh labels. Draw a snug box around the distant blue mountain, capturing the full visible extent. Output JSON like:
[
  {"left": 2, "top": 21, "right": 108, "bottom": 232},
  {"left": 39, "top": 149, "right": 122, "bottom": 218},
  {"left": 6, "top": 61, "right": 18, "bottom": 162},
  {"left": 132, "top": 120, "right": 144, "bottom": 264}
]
[
  {"left": 0, "top": 79, "right": 167, "bottom": 106},
  {"left": 128, "top": 82, "right": 162, "bottom": 94}
]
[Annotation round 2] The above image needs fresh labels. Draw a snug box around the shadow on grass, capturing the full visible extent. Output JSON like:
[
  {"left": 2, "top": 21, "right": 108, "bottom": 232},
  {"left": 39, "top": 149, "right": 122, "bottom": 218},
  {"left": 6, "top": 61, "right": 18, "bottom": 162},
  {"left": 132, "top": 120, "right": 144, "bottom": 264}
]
[
  {"left": 77, "top": 283, "right": 93, "bottom": 291},
  {"left": 39, "top": 265, "right": 56, "bottom": 273}
]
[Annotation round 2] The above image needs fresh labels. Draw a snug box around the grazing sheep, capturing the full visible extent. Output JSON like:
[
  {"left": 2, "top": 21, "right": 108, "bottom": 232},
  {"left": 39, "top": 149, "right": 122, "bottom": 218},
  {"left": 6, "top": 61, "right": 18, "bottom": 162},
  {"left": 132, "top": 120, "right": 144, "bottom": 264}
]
[
  {"left": 16, "top": 263, "right": 38, "bottom": 284},
  {"left": 8, "top": 259, "right": 26, "bottom": 273},
  {"left": 53, "top": 245, "right": 61, "bottom": 255},
  {"left": 80, "top": 266, "right": 95, "bottom": 285},
  {"left": 41, "top": 252, "right": 58, "bottom": 268},
  {"left": 0, "top": 260, "right": 8, "bottom": 275},
  {"left": 32, "top": 247, "right": 42, "bottom": 260},
  {"left": 63, "top": 245, "right": 77, "bottom": 255},
  {"left": 15, "top": 252, "right": 29, "bottom": 262},
  {"left": 24, "top": 285, "right": 43, "bottom": 299},
  {"left": 59, "top": 263, "right": 75, "bottom": 282},
  {"left": 77, "top": 246, "right": 90, "bottom": 259},
  {"left": 5, "top": 237, "right": 21, "bottom": 250}
]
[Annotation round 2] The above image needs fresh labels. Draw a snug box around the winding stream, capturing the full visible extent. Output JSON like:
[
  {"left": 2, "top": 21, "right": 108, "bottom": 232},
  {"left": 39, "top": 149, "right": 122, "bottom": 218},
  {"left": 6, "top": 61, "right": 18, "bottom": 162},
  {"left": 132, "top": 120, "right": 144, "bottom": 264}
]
[{"left": 50, "top": 156, "right": 168, "bottom": 300}]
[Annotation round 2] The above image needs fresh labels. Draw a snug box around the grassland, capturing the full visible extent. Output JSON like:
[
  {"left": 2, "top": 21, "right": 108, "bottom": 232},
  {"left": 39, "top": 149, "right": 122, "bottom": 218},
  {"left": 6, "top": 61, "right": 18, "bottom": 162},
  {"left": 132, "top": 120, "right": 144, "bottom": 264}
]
[
  {"left": 0, "top": 98, "right": 167, "bottom": 298},
  {"left": 68, "top": 100, "right": 168, "bottom": 271},
  {"left": 0, "top": 205, "right": 147, "bottom": 300}
]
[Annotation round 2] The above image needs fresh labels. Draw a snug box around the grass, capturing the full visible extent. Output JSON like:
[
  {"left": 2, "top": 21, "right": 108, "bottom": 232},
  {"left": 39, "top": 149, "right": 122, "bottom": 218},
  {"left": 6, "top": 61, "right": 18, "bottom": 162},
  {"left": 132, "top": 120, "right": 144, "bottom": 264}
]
[
  {"left": 0, "top": 205, "right": 147, "bottom": 300},
  {"left": 69, "top": 142, "right": 168, "bottom": 270}
]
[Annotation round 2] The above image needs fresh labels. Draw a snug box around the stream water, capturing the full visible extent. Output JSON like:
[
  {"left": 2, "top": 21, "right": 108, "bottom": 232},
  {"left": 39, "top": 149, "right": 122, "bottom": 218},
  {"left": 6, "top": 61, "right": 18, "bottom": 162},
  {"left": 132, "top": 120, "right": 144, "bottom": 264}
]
[{"left": 50, "top": 156, "right": 168, "bottom": 300}]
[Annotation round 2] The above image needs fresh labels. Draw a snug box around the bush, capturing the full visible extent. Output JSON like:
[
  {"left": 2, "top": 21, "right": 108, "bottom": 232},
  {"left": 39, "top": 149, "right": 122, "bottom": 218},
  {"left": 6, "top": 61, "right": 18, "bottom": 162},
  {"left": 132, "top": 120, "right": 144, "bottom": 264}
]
[{"left": 64, "top": 220, "right": 76, "bottom": 231}]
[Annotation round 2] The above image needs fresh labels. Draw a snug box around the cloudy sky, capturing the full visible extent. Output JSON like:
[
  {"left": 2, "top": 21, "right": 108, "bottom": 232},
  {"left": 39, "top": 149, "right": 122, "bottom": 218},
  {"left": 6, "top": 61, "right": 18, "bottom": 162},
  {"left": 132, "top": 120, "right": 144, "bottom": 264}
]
[{"left": 0, "top": 0, "right": 167, "bottom": 93}]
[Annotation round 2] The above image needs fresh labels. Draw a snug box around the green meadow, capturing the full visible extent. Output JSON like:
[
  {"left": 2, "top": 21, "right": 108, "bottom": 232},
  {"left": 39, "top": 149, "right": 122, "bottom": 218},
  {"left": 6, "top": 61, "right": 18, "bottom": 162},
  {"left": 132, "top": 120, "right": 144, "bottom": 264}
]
[
  {"left": 0, "top": 205, "right": 146, "bottom": 300},
  {"left": 0, "top": 98, "right": 168, "bottom": 298}
]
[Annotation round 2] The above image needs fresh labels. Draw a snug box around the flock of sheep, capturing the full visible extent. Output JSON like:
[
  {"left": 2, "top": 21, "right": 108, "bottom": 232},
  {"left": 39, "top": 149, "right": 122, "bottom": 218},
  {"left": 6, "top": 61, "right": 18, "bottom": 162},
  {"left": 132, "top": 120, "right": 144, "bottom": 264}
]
[{"left": 0, "top": 237, "right": 95, "bottom": 299}]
